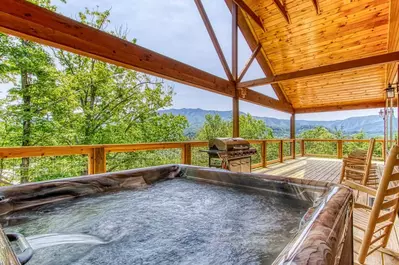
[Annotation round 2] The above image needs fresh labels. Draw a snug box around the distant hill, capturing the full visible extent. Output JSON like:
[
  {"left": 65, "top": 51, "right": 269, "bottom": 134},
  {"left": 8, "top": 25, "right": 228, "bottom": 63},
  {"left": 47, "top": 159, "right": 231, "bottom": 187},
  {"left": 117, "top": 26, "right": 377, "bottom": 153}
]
[{"left": 160, "top": 108, "right": 393, "bottom": 138}]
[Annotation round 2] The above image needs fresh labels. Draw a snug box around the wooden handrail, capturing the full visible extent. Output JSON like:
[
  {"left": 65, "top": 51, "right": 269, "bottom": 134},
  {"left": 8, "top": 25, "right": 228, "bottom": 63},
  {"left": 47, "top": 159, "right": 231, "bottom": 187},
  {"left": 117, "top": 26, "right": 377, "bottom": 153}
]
[{"left": 0, "top": 138, "right": 386, "bottom": 175}]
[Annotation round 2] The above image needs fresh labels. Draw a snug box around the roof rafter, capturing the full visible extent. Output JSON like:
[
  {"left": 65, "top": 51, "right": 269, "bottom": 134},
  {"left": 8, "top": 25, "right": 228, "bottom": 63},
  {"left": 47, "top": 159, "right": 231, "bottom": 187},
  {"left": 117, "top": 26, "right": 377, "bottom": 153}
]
[
  {"left": 272, "top": 0, "right": 290, "bottom": 24},
  {"left": 194, "top": 0, "right": 233, "bottom": 81},
  {"left": 238, "top": 51, "right": 399, "bottom": 88},
  {"left": 237, "top": 43, "right": 261, "bottom": 82},
  {"left": 232, "top": 0, "right": 264, "bottom": 31},
  {"left": 225, "top": 0, "right": 291, "bottom": 106}
]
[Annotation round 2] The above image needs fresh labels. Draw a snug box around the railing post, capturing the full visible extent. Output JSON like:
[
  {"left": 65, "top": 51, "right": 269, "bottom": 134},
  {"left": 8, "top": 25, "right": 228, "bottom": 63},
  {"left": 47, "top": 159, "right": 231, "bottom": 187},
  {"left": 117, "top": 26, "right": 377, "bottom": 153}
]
[
  {"left": 261, "top": 140, "right": 267, "bottom": 168},
  {"left": 88, "top": 147, "right": 106, "bottom": 174},
  {"left": 279, "top": 140, "right": 283, "bottom": 163},
  {"left": 337, "top": 140, "right": 343, "bottom": 159},
  {"left": 300, "top": 140, "right": 305, "bottom": 156},
  {"left": 292, "top": 140, "right": 296, "bottom": 159},
  {"left": 382, "top": 142, "right": 385, "bottom": 161},
  {"left": 181, "top": 143, "right": 192, "bottom": 165}
]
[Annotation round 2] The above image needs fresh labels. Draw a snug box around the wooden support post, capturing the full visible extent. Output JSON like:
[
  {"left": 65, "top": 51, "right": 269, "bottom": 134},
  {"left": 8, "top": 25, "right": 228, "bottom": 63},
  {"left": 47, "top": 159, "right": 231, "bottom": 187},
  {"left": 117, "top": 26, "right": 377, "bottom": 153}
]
[
  {"left": 232, "top": 2, "right": 239, "bottom": 138},
  {"left": 261, "top": 141, "right": 267, "bottom": 168},
  {"left": 88, "top": 147, "right": 106, "bottom": 174},
  {"left": 300, "top": 140, "right": 305, "bottom": 156},
  {"left": 290, "top": 113, "right": 296, "bottom": 159},
  {"left": 181, "top": 143, "right": 192, "bottom": 165},
  {"left": 279, "top": 140, "right": 284, "bottom": 163},
  {"left": 338, "top": 140, "right": 343, "bottom": 159}
]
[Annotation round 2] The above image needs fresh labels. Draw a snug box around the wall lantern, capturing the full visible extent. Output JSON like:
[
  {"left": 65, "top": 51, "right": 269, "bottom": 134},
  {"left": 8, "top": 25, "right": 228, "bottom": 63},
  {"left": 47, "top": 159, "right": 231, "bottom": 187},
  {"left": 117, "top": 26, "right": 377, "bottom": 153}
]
[
  {"left": 379, "top": 109, "right": 385, "bottom": 118},
  {"left": 386, "top": 83, "right": 396, "bottom": 99}
]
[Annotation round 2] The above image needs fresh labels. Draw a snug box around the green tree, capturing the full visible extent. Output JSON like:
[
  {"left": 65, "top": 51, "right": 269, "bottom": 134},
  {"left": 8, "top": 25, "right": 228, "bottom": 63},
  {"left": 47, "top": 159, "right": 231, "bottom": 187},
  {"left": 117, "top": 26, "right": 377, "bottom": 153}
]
[
  {"left": 53, "top": 8, "right": 178, "bottom": 145},
  {"left": 196, "top": 114, "right": 231, "bottom": 140},
  {"left": 0, "top": 0, "right": 68, "bottom": 182},
  {"left": 239, "top": 114, "right": 273, "bottom": 139}
]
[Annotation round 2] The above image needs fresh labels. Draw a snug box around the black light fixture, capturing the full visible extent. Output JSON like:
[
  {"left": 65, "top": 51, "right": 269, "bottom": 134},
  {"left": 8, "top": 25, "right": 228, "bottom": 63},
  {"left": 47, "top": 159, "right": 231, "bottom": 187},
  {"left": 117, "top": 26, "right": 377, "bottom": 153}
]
[
  {"left": 386, "top": 83, "right": 395, "bottom": 99},
  {"left": 379, "top": 109, "right": 385, "bottom": 119}
]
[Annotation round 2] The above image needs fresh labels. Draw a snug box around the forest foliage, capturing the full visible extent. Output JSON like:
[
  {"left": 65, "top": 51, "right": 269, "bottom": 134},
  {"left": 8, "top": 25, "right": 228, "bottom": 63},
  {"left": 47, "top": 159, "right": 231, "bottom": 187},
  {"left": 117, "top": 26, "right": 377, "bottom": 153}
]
[{"left": 0, "top": 1, "right": 379, "bottom": 183}]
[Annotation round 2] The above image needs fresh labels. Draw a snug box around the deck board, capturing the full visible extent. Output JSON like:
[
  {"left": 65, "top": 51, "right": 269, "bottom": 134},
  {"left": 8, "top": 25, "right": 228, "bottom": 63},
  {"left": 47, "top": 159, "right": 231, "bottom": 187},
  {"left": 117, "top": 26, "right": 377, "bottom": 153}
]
[{"left": 254, "top": 157, "right": 399, "bottom": 265}]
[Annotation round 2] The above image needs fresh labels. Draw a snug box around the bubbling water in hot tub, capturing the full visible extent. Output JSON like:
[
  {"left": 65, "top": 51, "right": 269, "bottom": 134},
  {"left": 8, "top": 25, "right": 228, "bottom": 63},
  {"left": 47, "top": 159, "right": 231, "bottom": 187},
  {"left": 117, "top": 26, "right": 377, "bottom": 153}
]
[{"left": 2, "top": 178, "right": 312, "bottom": 265}]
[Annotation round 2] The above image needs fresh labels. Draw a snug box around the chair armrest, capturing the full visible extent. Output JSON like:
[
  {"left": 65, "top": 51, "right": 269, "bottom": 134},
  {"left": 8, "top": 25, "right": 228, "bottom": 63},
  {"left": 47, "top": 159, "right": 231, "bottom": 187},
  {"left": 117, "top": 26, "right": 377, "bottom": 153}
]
[{"left": 343, "top": 180, "right": 377, "bottom": 196}]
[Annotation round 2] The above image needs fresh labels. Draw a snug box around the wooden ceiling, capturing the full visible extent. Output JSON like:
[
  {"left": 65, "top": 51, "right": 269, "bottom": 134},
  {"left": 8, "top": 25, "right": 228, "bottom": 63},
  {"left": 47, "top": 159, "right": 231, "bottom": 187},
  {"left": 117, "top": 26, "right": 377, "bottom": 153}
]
[{"left": 237, "top": 0, "right": 398, "bottom": 112}]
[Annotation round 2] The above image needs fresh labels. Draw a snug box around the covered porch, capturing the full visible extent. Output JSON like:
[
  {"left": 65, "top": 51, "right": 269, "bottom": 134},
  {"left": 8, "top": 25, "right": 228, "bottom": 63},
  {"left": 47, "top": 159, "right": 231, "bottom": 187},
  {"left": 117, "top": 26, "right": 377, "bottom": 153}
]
[{"left": 1, "top": 0, "right": 399, "bottom": 264}]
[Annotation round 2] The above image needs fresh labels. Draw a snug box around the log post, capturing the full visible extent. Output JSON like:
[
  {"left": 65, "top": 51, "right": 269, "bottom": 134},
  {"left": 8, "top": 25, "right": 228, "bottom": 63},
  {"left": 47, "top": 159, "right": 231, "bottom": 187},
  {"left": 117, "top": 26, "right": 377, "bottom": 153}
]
[
  {"left": 88, "top": 147, "right": 106, "bottom": 174},
  {"left": 337, "top": 140, "right": 343, "bottom": 159},
  {"left": 181, "top": 143, "right": 192, "bottom": 165},
  {"left": 232, "top": 2, "right": 239, "bottom": 137},
  {"left": 279, "top": 140, "right": 284, "bottom": 163},
  {"left": 261, "top": 140, "right": 267, "bottom": 168},
  {"left": 300, "top": 139, "right": 305, "bottom": 156}
]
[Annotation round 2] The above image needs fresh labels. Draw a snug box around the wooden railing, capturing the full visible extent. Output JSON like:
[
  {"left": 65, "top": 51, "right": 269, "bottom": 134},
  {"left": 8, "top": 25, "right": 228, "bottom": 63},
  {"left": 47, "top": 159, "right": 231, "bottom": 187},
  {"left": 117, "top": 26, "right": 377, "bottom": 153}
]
[
  {"left": 298, "top": 139, "right": 385, "bottom": 160},
  {"left": 0, "top": 138, "right": 385, "bottom": 175}
]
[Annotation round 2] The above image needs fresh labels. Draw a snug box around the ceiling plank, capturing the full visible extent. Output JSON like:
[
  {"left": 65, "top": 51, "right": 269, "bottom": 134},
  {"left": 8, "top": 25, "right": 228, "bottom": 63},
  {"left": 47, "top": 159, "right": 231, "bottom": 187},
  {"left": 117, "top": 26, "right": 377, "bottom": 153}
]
[
  {"left": 194, "top": 0, "right": 233, "bottom": 81},
  {"left": 232, "top": 0, "right": 264, "bottom": 31},
  {"left": 272, "top": 0, "right": 291, "bottom": 24},
  {"left": 237, "top": 43, "right": 261, "bottom": 82},
  {"left": 225, "top": 0, "right": 291, "bottom": 105},
  {"left": 311, "top": 0, "right": 321, "bottom": 15},
  {"left": 238, "top": 51, "right": 399, "bottom": 88},
  {"left": 295, "top": 101, "right": 386, "bottom": 113}
]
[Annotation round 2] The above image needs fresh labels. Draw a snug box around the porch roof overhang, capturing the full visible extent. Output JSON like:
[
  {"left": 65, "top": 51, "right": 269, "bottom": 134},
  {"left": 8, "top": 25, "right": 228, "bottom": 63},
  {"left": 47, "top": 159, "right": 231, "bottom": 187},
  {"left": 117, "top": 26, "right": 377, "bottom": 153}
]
[{"left": 1, "top": 0, "right": 398, "bottom": 114}]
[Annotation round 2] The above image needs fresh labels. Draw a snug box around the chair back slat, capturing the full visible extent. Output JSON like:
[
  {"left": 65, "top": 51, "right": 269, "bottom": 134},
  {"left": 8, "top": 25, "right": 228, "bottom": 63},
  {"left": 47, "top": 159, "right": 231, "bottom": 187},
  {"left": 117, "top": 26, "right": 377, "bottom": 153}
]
[
  {"left": 362, "top": 138, "right": 376, "bottom": 185},
  {"left": 381, "top": 197, "right": 398, "bottom": 210},
  {"left": 385, "top": 186, "right": 399, "bottom": 197}
]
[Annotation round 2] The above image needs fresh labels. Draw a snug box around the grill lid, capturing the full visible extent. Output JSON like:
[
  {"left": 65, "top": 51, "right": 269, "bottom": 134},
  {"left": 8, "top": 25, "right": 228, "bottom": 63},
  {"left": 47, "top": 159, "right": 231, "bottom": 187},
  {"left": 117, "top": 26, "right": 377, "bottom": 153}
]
[{"left": 208, "top": 137, "right": 250, "bottom": 151}]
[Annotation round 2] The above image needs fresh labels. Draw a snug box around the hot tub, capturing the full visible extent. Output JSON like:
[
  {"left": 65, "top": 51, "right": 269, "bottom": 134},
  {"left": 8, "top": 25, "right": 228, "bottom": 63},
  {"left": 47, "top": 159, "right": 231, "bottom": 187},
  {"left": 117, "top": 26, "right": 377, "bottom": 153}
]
[{"left": 0, "top": 165, "right": 353, "bottom": 265}]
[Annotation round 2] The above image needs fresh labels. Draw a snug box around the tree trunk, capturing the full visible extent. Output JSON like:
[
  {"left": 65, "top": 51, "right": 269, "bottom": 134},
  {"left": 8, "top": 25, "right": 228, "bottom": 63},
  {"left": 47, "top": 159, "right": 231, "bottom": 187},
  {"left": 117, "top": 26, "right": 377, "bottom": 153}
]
[{"left": 20, "top": 69, "right": 31, "bottom": 183}]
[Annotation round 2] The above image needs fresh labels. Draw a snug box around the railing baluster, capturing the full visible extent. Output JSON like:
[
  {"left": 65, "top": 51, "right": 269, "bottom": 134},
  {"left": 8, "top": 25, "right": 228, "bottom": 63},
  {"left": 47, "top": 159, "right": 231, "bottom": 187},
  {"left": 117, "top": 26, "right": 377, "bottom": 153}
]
[
  {"left": 261, "top": 140, "right": 266, "bottom": 168},
  {"left": 88, "top": 147, "right": 106, "bottom": 174},
  {"left": 279, "top": 140, "right": 283, "bottom": 163},
  {"left": 300, "top": 140, "right": 305, "bottom": 156},
  {"left": 181, "top": 143, "right": 192, "bottom": 165},
  {"left": 337, "top": 140, "right": 343, "bottom": 159}
]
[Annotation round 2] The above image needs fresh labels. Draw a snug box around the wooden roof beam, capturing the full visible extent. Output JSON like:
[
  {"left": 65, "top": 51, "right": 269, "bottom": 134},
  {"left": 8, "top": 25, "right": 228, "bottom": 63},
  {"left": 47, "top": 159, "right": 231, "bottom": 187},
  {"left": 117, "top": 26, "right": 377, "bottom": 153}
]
[
  {"left": 225, "top": 0, "right": 291, "bottom": 105},
  {"left": 194, "top": 0, "right": 233, "bottom": 81},
  {"left": 295, "top": 101, "right": 386, "bottom": 113},
  {"left": 272, "top": 0, "right": 291, "bottom": 24},
  {"left": 311, "top": 0, "right": 321, "bottom": 15},
  {"left": 0, "top": 1, "right": 293, "bottom": 113},
  {"left": 232, "top": 0, "right": 264, "bottom": 31},
  {"left": 242, "top": 89, "right": 293, "bottom": 113},
  {"left": 237, "top": 43, "right": 261, "bottom": 82},
  {"left": 238, "top": 51, "right": 399, "bottom": 88},
  {"left": 0, "top": 0, "right": 236, "bottom": 97}
]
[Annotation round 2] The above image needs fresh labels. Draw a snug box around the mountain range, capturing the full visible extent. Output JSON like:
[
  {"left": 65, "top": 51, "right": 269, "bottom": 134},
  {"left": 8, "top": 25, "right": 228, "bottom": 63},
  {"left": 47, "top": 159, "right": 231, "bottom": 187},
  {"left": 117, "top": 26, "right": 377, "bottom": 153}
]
[{"left": 160, "top": 108, "right": 395, "bottom": 138}]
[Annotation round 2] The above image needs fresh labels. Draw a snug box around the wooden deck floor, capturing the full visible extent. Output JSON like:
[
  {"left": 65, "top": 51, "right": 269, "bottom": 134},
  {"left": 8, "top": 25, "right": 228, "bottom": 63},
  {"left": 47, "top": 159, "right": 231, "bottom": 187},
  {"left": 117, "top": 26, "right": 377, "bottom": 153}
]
[{"left": 254, "top": 157, "right": 399, "bottom": 265}]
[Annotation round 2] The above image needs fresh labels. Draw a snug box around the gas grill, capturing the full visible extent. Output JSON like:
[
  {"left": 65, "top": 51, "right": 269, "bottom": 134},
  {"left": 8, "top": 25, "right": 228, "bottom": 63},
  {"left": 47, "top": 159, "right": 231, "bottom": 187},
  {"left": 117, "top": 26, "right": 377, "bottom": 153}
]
[{"left": 201, "top": 138, "right": 257, "bottom": 173}]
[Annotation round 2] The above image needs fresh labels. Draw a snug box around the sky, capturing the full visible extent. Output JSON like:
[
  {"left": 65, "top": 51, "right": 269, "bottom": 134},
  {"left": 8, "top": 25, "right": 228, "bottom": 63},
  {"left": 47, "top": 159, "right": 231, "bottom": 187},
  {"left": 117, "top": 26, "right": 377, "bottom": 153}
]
[{"left": 0, "top": 0, "right": 385, "bottom": 121}]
